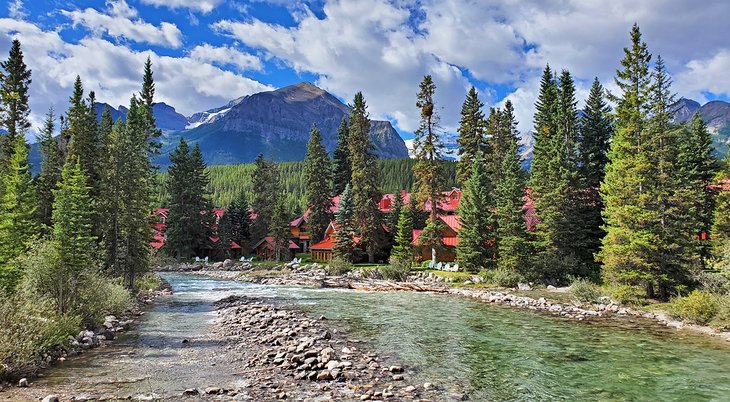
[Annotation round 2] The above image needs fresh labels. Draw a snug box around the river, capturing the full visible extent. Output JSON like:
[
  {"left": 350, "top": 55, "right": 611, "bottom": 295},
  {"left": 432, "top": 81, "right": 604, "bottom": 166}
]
[{"left": 13, "top": 273, "right": 730, "bottom": 401}]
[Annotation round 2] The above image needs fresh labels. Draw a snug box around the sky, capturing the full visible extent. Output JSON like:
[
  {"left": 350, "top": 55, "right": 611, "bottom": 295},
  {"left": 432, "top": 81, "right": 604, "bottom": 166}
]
[{"left": 2, "top": 0, "right": 730, "bottom": 141}]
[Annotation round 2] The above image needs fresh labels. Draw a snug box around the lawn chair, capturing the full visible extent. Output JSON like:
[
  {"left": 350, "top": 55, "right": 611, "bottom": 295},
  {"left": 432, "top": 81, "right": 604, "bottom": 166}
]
[
  {"left": 428, "top": 260, "right": 435, "bottom": 269},
  {"left": 453, "top": 264, "right": 460, "bottom": 272},
  {"left": 436, "top": 262, "right": 443, "bottom": 270},
  {"left": 444, "top": 263, "right": 451, "bottom": 271},
  {"left": 195, "top": 256, "right": 201, "bottom": 262}
]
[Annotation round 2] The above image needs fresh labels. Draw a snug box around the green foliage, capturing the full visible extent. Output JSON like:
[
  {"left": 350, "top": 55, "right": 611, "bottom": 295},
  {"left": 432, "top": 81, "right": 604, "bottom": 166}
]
[
  {"left": 457, "top": 152, "right": 495, "bottom": 272},
  {"left": 250, "top": 154, "right": 280, "bottom": 241},
  {"left": 669, "top": 290, "right": 719, "bottom": 325},
  {"left": 456, "top": 86, "right": 486, "bottom": 185},
  {"left": 390, "top": 204, "right": 414, "bottom": 265},
  {"left": 0, "top": 293, "right": 80, "bottom": 380},
  {"left": 77, "top": 274, "right": 133, "bottom": 324},
  {"left": 334, "top": 184, "right": 355, "bottom": 261},
  {"left": 605, "top": 285, "right": 646, "bottom": 306},
  {"left": 304, "top": 124, "right": 333, "bottom": 244},
  {"left": 217, "top": 193, "right": 252, "bottom": 257},
  {"left": 0, "top": 136, "right": 38, "bottom": 291},
  {"left": 381, "top": 258, "right": 411, "bottom": 281},
  {"left": 165, "top": 139, "right": 211, "bottom": 259},
  {"left": 0, "top": 38, "right": 32, "bottom": 160},
  {"left": 348, "top": 92, "right": 382, "bottom": 262},
  {"left": 135, "top": 273, "right": 163, "bottom": 294},
  {"left": 326, "top": 258, "right": 353, "bottom": 276},
  {"left": 270, "top": 195, "right": 290, "bottom": 261},
  {"left": 710, "top": 295, "right": 730, "bottom": 330},
  {"left": 332, "top": 117, "right": 351, "bottom": 196},
  {"left": 492, "top": 268, "right": 525, "bottom": 288},
  {"left": 570, "top": 278, "right": 602, "bottom": 302},
  {"left": 36, "top": 108, "right": 63, "bottom": 230}
]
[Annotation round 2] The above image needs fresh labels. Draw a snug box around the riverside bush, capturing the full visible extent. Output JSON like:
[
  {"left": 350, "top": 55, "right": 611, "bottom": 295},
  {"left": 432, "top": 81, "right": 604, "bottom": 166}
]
[
  {"left": 570, "top": 279, "right": 602, "bottom": 302},
  {"left": 710, "top": 295, "right": 730, "bottom": 331},
  {"left": 380, "top": 258, "right": 411, "bottom": 281},
  {"left": 326, "top": 258, "right": 352, "bottom": 276},
  {"left": 606, "top": 284, "right": 646, "bottom": 306},
  {"left": 669, "top": 290, "right": 719, "bottom": 325},
  {"left": 135, "top": 273, "right": 163, "bottom": 294},
  {"left": 493, "top": 268, "right": 524, "bottom": 288}
]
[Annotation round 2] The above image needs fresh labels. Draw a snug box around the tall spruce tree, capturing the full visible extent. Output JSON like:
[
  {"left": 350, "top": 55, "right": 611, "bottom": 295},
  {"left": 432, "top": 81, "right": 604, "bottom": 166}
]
[
  {"left": 348, "top": 92, "right": 382, "bottom": 262},
  {"left": 0, "top": 136, "right": 38, "bottom": 291},
  {"left": 488, "top": 102, "right": 519, "bottom": 191},
  {"left": 250, "top": 154, "right": 281, "bottom": 241},
  {"left": 304, "top": 124, "right": 333, "bottom": 244},
  {"left": 65, "top": 77, "right": 101, "bottom": 210},
  {"left": 0, "top": 39, "right": 32, "bottom": 163},
  {"left": 413, "top": 76, "right": 445, "bottom": 263},
  {"left": 51, "top": 156, "right": 95, "bottom": 314},
  {"left": 678, "top": 113, "right": 718, "bottom": 269},
  {"left": 165, "top": 139, "right": 211, "bottom": 260},
  {"left": 456, "top": 86, "right": 486, "bottom": 185},
  {"left": 599, "top": 24, "right": 662, "bottom": 297},
  {"left": 36, "top": 108, "right": 63, "bottom": 230},
  {"left": 712, "top": 154, "right": 730, "bottom": 251},
  {"left": 333, "top": 117, "right": 351, "bottom": 196},
  {"left": 390, "top": 205, "right": 414, "bottom": 265},
  {"left": 218, "top": 194, "right": 252, "bottom": 257},
  {"left": 333, "top": 183, "right": 355, "bottom": 262},
  {"left": 456, "top": 152, "right": 495, "bottom": 272},
  {"left": 270, "top": 195, "right": 290, "bottom": 261},
  {"left": 495, "top": 132, "right": 530, "bottom": 275}
]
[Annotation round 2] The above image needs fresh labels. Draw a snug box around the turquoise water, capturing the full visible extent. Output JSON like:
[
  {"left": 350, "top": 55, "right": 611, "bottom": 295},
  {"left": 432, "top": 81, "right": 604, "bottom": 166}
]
[{"left": 32, "top": 273, "right": 730, "bottom": 401}]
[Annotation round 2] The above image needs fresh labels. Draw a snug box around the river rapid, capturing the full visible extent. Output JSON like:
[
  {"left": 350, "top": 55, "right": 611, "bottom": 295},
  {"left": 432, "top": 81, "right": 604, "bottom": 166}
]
[{"left": 9, "top": 273, "right": 730, "bottom": 401}]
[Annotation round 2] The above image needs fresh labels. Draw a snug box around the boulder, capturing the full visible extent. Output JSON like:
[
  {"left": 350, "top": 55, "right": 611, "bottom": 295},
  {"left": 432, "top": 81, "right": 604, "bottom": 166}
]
[
  {"left": 205, "top": 387, "right": 221, "bottom": 395},
  {"left": 517, "top": 283, "right": 532, "bottom": 291},
  {"left": 222, "top": 259, "right": 234, "bottom": 269},
  {"left": 320, "top": 347, "right": 336, "bottom": 363},
  {"left": 18, "top": 378, "right": 28, "bottom": 387},
  {"left": 42, "top": 396, "right": 60, "bottom": 402}
]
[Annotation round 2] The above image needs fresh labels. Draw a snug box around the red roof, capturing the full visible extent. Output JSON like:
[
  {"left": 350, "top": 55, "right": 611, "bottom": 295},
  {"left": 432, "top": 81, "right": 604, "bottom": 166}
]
[
  {"left": 310, "top": 236, "right": 336, "bottom": 250},
  {"left": 439, "top": 214, "right": 461, "bottom": 233},
  {"left": 257, "top": 236, "right": 300, "bottom": 250},
  {"left": 411, "top": 229, "right": 459, "bottom": 247}
]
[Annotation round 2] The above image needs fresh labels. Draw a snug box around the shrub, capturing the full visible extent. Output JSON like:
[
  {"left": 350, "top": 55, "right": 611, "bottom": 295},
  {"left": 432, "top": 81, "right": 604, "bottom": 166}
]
[
  {"left": 669, "top": 290, "right": 719, "bottom": 326},
  {"left": 0, "top": 294, "right": 80, "bottom": 380},
  {"left": 135, "top": 273, "right": 163, "bottom": 294},
  {"left": 78, "top": 274, "right": 133, "bottom": 324},
  {"left": 605, "top": 285, "right": 646, "bottom": 306},
  {"left": 493, "top": 268, "right": 524, "bottom": 288},
  {"left": 478, "top": 269, "right": 495, "bottom": 285},
  {"left": 570, "top": 278, "right": 602, "bottom": 303},
  {"left": 694, "top": 271, "right": 730, "bottom": 295},
  {"left": 710, "top": 295, "right": 730, "bottom": 331},
  {"left": 326, "top": 258, "right": 352, "bottom": 276},
  {"left": 380, "top": 258, "right": 411, "bottom": 281}
]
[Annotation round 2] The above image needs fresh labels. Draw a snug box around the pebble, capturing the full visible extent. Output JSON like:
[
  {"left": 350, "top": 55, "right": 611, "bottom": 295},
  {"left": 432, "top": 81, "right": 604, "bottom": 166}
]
[
  {"left": 41, "top": 396, "right": 59, "bottom": 402},
  {"left": 17, "top": 378, "right": 28, "bottom": 387}
]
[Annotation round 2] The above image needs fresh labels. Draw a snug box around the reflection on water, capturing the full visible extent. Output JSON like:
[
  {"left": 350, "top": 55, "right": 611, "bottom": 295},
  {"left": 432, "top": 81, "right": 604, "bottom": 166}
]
[{"left": 36, "top": 273, "right": 730, "bottom": 401}]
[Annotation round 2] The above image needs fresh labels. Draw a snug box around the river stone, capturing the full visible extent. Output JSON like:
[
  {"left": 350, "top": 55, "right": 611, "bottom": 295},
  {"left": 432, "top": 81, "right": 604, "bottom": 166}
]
[
  {"left": 325, "top": 360, "right": 339, "bottom": 370},
  {"left": 205, "top": 387, "right": 221, "bottom": 395},
  {"left": 41, "top": 396, "right": 59, "bottom": 402},
  {"left": 316, "top": 370, "right": 333, "bottom": 381},
  {"left": 18, "top": 378, "right": 28, "bottom": 387},
  {"left": 389, "top": 365, "right": 403, "bottom": 373},
  {"left": 183, "top": 388, "right": 199, "bottom": 395},
  {"left": 405, "top": 385, "right": 416, "bottom": 392},
  {"left": 320, "top": 347, "right": 335, "bottom": 363}
]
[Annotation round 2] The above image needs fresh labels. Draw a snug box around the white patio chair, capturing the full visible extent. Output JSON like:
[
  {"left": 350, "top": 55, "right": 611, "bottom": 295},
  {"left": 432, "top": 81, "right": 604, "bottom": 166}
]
[{"left": 436, "top": 262, "right": 443, "bottom": 270}]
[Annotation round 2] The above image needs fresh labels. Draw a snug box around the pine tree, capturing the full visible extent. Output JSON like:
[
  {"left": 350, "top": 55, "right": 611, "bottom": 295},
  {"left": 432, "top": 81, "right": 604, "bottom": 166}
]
[
  {"left": 495, "top": 132, "right": 530, "bottom": 275},
  {"left": 413, "top": 75, "right": 445, "bottom": 262},
  {"left": 333, "top": 183, "right": 355, "bottom": 262},
  {"left": 36, "top": 108, "right": 63, "bottom": 230},
  {"left": 385, "top": 190, "right": 404, "bottom": 234},
  {"left": 66, "top": 77, "right": 101, "bottom": 206},
  {"left": 678, "top": 113, "right": 718, "bottom": 269},
  {"left": 0, "top": 39, "right": 32, "bottom": 163},
  {"left": 332, "top": 117, "right": 351, "bottom": 196},
  {"left": 270, "top": 195, "right": 290, "bottom": 261},
  {"left": 348, "top": 92, "right": 382, "bottom": 262},
  {"left": 390, "top": 205, "right": 414, "bottom": 265},
  {"left": 456, "top": 86, "right": 486, "bottom": 185},
  {"left": 52, "top": 156, "right": 95, "bottom": 314},
  {"left": 456, "top": 152, "right": 495, "bottom": 273},
  {"left": 165, "top": 139, "right": 211, "bottom": 260},
  {"left": 488, "top": 101, "right": 519, "bottom": 191},
  {"left": 0, "top": 136, "right": 38, "bottom": 291},
  {"left": 218, "top": 193, "right": 252, "bottom": 257},
  {"left": 599, "top": 24, "right": 660, "bottom": 297},
  {"left": 712, "top": 154, "right": 730, "bottom": 250},
  {"left": 139, "top": 56, "right": 162, "bottom": 152},
  {"left": 250, "top": 154, "right": 281, "bottom": 242},
  {"left": 304, "top": 124, "right": 333, "bottom": 244}
]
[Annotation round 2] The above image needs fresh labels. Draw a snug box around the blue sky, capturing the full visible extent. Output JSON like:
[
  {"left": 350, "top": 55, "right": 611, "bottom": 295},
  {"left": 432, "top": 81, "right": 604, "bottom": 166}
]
[{"left": 2, "top": 0, "right": 730, "bottom": 140}]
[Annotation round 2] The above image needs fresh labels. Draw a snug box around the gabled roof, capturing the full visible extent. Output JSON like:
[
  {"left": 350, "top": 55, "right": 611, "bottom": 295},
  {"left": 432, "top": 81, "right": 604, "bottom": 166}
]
[
  {"left": 253, "top": 236, "right": 300, "bottom": 250},
  {"left": 411, "top": 229, "right": 459, "bottom": 247}
]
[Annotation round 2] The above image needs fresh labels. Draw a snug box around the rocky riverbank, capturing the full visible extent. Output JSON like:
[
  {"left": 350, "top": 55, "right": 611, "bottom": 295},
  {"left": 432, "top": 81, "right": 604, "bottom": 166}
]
[
  {"left": 189, "top": 263, "right": 730, "bottom": 343},
  {"left": 0, "top": 278, "right": 173, "bottom": 389},
  {"left": 211, "top": 295, "right": 446, "bottom": 401}
]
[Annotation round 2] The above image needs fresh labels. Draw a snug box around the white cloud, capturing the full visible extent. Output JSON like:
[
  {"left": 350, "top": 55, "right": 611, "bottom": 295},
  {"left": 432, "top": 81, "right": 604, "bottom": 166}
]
[
  {"left": 61, "top": 0, "right": 183, "bottom": 48},
  {"left": 189, "top": 44, "right": 262, "bottom": 71},
  {"left": 0, "top": 18, "right": 273, "bottom": 139},
  {"left": 139, "top": 0, "right": 223, "bottom": 14},
  {"left": 8, "top": 0, "right": 26, "bottom": 20},
  {"left": 674, "top": 49, "right": 730, "bottom": 103}
]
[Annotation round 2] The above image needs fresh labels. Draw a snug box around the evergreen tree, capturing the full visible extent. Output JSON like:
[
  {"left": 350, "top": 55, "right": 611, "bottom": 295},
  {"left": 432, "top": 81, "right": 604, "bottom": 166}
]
[
  {"left": 304, "top": 124, "right": 334, "bottom": 244},
  {"left": 348, "top": 92, "right": 382, "bottom": 262},
  {"left": 51, "top": 156, "right": 95, "bottom": 314},
  {"left": 456, "top": 86, "right": 486, "bottom": 185},
  {"left": 678, "top": 113, "right": 718, "bottom": 269},
  {"left": 333, "top": 183, "right": 355, "bottom": 262},
  {"left": 390, "top": 205, "right": 414, "bottom": 265},
  {"left": 712, "top": 155, "right": 730, "bottom": 249},
  {"left": 0, "top": 136, "right": 38, "bottom": 291},
  {"left": 599, "top": 24, "right": 662, "bottom": 297},
  {"left": 36, "top": 108, "right": 63, "bottom": 230},
  {"left": 385, "top": 190, "right": 404, "bottom": 234},
  {"left": 413, "top": 75, "right": 445, "bottom": 262},
  {"left": 218, "top": 194, "right": 252, "bottom": 257},
  {"left": 165, "top": 139, "right": 211, "bottom": 260},
  {"left": 270, "top": 195, "right": 290, "bottom": 261},
  {"left": 495, "top": 133, "right": 530, "bottom": 275},
  {"left": 456, "top": 152, "right": 495, "bottom": 273},
  {"left": 65, "top": 77, "right": 100, "bottom": 207},
  {"left": 250, "top": 154, "right": 281, "bottom": 241},
  {"left": 139, "top": 56, "right": 162, "bottom": 152},
  {"left": 488, "top": 101, "right": 519, "bottom": 190},
  {"left": 0, "top": 39, "right": 32, "bottom": 163},
  {"left": 332, "top": 117, "right": 351, "bottom": 196}
]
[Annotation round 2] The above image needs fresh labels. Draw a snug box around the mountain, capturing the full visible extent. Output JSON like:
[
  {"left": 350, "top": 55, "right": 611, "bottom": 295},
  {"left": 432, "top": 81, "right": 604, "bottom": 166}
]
[
  {"left": 160, "top": 82, "right": 408, "bottom": 166},
  {"left": 674, "top": 98, "right": 730, "bottom": 156},
  {"left": 93, "top": 102, "right": 187, "bottom": 131}
]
